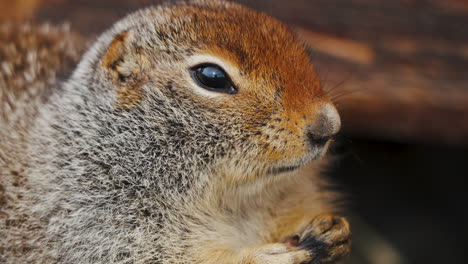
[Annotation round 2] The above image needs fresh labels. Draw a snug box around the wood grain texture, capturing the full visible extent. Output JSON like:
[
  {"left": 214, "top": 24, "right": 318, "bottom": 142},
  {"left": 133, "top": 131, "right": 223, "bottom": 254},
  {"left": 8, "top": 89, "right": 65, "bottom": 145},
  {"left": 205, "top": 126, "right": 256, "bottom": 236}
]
[{"left": 2, "top": 0, "right": 467, "bottom": 144}]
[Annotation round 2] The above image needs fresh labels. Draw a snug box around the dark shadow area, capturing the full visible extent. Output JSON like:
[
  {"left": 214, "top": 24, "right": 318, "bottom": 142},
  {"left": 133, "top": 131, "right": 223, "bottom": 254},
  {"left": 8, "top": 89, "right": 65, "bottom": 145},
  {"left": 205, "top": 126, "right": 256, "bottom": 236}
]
[{"left": 330, "top": 137, "right": 468, "bottom": 263}]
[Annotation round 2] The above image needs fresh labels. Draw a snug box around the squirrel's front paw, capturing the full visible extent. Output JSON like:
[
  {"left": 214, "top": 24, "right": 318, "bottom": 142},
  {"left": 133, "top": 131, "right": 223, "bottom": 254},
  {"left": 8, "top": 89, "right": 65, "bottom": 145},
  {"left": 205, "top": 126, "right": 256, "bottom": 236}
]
[{"left": 297, "top": 214, "right": 351, "bottom": 263}]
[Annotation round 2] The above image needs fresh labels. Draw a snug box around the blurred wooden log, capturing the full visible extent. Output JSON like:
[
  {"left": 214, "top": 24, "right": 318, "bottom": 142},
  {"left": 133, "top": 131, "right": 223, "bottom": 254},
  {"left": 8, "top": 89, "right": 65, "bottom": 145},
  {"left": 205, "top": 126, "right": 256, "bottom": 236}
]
[
  {"left": 296, "top": 27, "right": 468, "bottom": 145},
  {"left": 3, "top": 0, "right": 468, "bottom": 144}
]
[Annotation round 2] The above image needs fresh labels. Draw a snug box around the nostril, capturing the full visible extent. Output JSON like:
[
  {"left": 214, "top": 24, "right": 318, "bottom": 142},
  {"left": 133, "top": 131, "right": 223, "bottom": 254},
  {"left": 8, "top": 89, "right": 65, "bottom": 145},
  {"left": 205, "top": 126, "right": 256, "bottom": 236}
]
[{"left": 307, "top": 132, "right": 331, "bottom": 146}]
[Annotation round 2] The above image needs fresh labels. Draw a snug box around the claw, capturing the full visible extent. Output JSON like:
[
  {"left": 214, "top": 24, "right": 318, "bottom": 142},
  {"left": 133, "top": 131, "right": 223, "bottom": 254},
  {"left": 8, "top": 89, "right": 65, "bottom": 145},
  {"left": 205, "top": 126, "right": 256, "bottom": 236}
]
[{"left": 296, "top": 214, "right": 351, "bottom": 263}]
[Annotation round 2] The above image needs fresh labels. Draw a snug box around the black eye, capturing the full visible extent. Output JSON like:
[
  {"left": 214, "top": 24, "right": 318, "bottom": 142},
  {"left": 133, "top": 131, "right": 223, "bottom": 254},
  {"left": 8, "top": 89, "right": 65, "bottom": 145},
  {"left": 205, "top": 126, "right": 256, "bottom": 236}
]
[{"left": 190, "top": 64, "right": 237, "bottom": 94}]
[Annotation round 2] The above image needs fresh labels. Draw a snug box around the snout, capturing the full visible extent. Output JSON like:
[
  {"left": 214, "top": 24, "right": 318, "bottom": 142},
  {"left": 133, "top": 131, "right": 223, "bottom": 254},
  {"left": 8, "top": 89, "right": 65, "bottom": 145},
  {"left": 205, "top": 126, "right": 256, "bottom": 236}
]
[{"left": 307, "top": 104, "right": 341, "bottom": 147}]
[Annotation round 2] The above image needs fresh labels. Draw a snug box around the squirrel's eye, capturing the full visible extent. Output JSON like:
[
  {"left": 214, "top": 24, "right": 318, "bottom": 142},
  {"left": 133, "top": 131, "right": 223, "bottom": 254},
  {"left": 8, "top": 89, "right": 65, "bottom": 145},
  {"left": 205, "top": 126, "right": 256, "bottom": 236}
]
[{"left": 190, "top": 64, "right": 237, "bottom": 94}]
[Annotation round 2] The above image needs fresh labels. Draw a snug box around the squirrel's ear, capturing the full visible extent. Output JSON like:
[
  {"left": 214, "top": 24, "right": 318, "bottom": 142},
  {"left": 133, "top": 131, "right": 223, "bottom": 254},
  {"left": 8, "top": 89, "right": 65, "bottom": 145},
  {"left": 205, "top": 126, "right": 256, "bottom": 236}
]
[
  {"left": 101, "top": 31, "right": 142, "bottom": 82},
  {"left": 102, "top": 31, "right": 146, "bottom": 109}
]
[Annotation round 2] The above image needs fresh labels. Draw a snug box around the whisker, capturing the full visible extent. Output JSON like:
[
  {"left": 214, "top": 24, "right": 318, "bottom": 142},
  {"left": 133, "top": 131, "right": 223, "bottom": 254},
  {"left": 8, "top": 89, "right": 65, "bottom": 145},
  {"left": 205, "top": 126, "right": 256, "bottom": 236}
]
[{"left": 329, "top": 89, "right": 365, "bottom": 106}]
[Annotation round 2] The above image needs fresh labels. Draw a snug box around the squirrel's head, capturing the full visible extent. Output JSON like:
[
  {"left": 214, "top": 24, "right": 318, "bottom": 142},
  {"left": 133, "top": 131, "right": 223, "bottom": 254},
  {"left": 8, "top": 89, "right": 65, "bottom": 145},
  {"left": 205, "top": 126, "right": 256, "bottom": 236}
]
[{"left": 70, "top": 0, "right": 340, "bottom": 186}]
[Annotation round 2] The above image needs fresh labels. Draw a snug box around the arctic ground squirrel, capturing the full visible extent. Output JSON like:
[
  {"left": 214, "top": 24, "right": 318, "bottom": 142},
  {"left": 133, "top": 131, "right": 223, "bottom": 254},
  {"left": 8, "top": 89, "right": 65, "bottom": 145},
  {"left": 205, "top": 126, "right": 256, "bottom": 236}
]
[{"left": 0, "top": 0, "right": 351, "bottom": 263}]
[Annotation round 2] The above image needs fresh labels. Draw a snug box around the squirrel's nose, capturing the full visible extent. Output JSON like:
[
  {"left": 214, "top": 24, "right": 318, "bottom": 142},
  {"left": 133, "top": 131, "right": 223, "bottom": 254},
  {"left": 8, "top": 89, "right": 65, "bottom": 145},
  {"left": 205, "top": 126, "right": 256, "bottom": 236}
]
[{"left": 307, "top": 104, "right": 341, "bottom": 146}]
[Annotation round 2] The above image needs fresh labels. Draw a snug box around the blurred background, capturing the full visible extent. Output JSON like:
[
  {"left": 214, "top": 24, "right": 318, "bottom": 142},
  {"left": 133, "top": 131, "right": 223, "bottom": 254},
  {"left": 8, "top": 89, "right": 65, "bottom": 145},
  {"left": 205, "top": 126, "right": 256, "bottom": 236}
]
[{"left": 1, "top": 0, "right": 467, "bottom": 263}]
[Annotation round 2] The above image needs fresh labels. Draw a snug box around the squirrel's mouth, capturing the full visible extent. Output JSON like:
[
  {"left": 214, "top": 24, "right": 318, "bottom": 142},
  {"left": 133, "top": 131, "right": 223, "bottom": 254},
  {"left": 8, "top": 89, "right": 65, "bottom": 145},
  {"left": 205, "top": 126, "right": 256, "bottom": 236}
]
[
  {"left": 267, "top": 164, "right": 301, "bottom": 175},
  {"left": 266, "top": 146, "right": 328, "bottom": 176}
]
